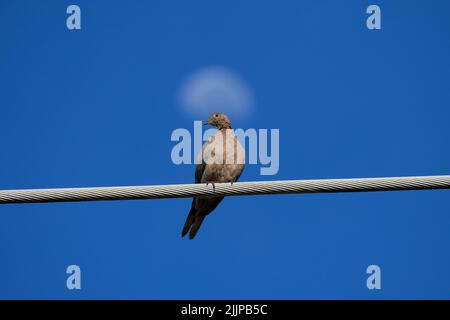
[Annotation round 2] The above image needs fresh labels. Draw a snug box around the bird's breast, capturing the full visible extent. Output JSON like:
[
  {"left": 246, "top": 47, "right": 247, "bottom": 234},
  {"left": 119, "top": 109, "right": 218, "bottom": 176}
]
[
  {"left": 202, "top": 130, "right": 245, "bottom": 166},
  {"left": 199, "top": 130, "right": 245, "bottom": 183}
]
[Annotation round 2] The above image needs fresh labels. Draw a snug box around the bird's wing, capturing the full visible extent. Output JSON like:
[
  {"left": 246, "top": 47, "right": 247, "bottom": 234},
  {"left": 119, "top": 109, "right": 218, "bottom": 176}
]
[
  {"left": 234, "top": 167, "right": 244, "bottom": 182},
  {"left": 194, "top": 140, "right": 210, "bottom": 183},
  {"left": 195, "top": 162, "right": 205, "bottom": 184}
]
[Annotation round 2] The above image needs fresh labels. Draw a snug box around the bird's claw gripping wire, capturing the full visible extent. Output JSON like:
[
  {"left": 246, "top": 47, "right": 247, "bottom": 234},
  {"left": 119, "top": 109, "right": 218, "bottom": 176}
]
[{"left": 206, "top": 182, "right": 216, "bottom": 191}]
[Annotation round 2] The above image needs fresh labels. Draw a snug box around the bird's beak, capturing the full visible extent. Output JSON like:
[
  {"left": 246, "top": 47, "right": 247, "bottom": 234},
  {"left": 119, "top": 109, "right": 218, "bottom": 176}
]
[{"left": 203, "top": 121, "right": 209, "bottom": 126}]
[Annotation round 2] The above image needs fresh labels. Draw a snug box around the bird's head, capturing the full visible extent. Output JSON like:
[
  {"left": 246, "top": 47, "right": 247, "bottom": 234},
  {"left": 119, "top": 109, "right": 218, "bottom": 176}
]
[{"left": 205, "top": 112, "right": 232, "bottom": 130}]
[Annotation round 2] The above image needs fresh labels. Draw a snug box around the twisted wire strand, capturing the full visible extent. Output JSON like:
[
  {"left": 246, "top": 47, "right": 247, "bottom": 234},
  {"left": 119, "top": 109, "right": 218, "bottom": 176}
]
[{"left": 0, "top": 175, "right": 449, "bottom": 204}]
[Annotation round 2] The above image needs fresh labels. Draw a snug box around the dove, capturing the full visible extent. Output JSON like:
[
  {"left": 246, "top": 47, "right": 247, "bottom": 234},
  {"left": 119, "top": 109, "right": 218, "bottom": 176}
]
[{"left": 181, "top": 112, "right": 245, "bottom": 239}]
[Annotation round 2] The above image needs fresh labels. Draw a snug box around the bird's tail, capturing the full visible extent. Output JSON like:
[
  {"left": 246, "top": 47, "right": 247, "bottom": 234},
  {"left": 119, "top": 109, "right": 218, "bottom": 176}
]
[
  {"left": 181, "top": 200, "right": 206, "bottom": 239},
  {"left": 181, "top": 211, "right": 206, "bottom": 240},
  {"left": 181, "top": 206, "right": 195, "bottom": 238},
  {"left": 188, "top": 215, "right": 206, "bottom": 240}
]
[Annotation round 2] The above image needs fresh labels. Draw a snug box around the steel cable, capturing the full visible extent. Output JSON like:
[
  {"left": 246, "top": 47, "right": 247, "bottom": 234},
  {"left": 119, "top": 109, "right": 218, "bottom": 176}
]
[{"left": 0, "top": 175, "right": 449, "bottom": 204}]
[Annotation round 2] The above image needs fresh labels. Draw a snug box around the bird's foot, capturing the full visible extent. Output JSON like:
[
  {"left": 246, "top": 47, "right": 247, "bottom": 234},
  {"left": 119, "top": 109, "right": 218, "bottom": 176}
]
[{"left": 206, "top": 182, "right": 216, "bottom": 191}]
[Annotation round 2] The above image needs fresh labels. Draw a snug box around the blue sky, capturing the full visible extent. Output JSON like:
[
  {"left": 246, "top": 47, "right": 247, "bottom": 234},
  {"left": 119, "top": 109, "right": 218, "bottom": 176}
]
[{"left": 0, "top": 0, "right": 449, "bottom": 299}]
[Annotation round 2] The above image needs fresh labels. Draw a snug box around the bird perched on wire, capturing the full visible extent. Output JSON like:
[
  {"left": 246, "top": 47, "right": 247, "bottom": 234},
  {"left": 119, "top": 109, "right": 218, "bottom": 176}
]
[{"left": 181, "top": 112, "right": 246, "bottom": 239}]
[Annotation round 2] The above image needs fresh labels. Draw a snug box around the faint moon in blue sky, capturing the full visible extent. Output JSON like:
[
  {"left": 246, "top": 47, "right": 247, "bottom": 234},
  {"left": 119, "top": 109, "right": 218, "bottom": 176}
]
[{"left": 178, "top": 66, "right": 255, "bottom": 120}]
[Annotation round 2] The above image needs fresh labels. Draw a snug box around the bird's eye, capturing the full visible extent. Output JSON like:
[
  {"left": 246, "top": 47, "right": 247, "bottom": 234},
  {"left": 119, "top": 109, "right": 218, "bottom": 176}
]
[{"left": 215, "top": 114, "right": 218, "bottom": 117}]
